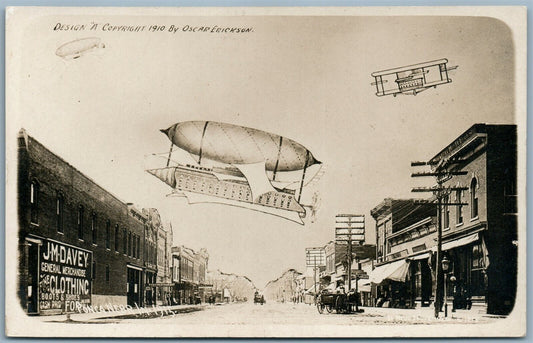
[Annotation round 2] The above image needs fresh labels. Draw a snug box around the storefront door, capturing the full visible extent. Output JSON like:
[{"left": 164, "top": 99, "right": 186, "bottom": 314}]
[
  {"left": 26, "top": 242, "right": 39, "bottom": 314},
  {"left": 127, "top": 267, "right": 141, "bottom": 307}
]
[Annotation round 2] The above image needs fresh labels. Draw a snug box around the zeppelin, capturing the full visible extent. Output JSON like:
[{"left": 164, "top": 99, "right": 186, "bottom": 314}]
[{"left": 160, "top": 121, "right": 321, "bottom": 172}]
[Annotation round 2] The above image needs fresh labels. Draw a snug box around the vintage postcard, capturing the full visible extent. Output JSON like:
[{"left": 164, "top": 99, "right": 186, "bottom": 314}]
[{"left": 5, "top": 6, "right": 527, "bottom": 337}]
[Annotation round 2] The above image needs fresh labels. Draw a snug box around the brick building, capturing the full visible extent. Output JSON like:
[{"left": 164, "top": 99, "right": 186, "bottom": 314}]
[
  {"left": 370, "top": 199, "right": 436, "bottom": 308},
  {"left": 17, "top": 129, "right": 165, "bottom": 314},
  {"left": 368, "top": 124, "right": 517, "bottom": 315},
  {"left": 427, "top": 124, "right": 517, "bottom": 315}
]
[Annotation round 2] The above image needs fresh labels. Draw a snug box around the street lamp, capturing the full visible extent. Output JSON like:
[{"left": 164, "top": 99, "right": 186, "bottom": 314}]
[{"left": 442, "top": 256, "right": 450, "bottom": 317}]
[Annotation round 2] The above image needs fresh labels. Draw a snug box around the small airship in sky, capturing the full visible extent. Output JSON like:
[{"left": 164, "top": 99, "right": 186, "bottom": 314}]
[
  {"left": 55, "top": 37, "right": 105, "bottom": 59},
  {"left": 147, "top": 121, "right": 323, "bottom": 225}
]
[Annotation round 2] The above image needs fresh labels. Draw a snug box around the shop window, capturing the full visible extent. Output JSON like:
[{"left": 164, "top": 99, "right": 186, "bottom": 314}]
[
  {"left": 92, "top": 260, "right": 96, "bottom": 280},
  {"left": 77, "top": 205, "right": 85, "bottom": 240},
  {"left": 56, "top": 191, "right": 64, "bottom": 232},
  {"left": 456, "top": 189, "right": 463, "bottom": 224},
  {"left": 414, "top": 262, "right": 422, "bottom": 298},
  {"left": 470, "top": 242, "right": 486, "bottom": 296},
  {"left": 30, "top": 180, "right": 39, "bottom": 224},
  {"left": 472, "top": 243, "right": 484, "bottom": 269},
  {"left": 105, "top": 264, "right": 110, "bottom": 282},
  {"left": 91, "top": 212, "right": 97, "bottom": 244},
  {"left": 471, "top": 178, "right": 478, "bottom": 218},
  {"left": 105, "top": 221, "right": 111, "bottom": 249}
]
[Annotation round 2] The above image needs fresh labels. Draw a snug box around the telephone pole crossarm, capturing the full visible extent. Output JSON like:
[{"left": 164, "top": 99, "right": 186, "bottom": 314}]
[
  {"left": 411, "top": 186, "right": 469, "bottom": 193},
  {"left": 411, "top": 171, "right": 468, "bottom": 177},
  {"left": 411, "top": 159, "right": 466, "bottom": 167}
]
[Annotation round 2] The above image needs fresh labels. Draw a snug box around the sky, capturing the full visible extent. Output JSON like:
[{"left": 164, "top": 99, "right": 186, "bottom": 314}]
[{"left": 8, "top": 10, "right": 517, "bottom": 288}]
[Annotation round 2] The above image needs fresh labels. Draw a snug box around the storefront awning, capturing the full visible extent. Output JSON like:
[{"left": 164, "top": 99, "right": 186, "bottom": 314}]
[
  {"left": 326, "top": 283, "right": 337, "bottom": 291},
  {"left": 432, "top": 233, "right": 479, "bottom": 252},
  {"left": 352, "top": 278, "right": 371, "bottom": 293},
  {"left": 411, "top": 252, "right": 430, "bottom": 260},
  {"left": 369, "top": 259, "right": 410, "bottom": 284},
  {"left": 304, "top": 285, "right": 320, "bottom": 294}
]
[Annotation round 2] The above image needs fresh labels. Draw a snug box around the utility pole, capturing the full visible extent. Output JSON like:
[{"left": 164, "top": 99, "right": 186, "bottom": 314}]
[
  {"left": 335, "top": 214, "right": 365, "bottom": 291},
  {"left": 306, "top": 247, "right": 325, "bottom": 304},
  {"left": 313, "top": 255, "right": 317, "bottom": 302},
  {"left": 411, "top": 160, "right": 468, "bottom": 318}
]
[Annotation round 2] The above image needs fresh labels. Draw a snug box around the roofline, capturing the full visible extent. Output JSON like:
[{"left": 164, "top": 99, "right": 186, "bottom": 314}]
[
  {"left": 429, "top": 124, "right": 487, "bottom": 164},
  {"left": 387, "top": 216, "right": 435, "bottom": 239},
  {"left": 370, "top": 198, "right": 429, "bottom": 218},
  {"left": 428, "top": 123, "right": 516, "bottom": 164},
  {"left": 19, "top": 128, "right": 136, "bottom": 212}
]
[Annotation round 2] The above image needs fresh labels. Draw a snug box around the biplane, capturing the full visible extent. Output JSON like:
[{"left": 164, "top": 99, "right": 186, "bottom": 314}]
[{"left": 371, "top": 59, "right": 458, "bottom": 97}]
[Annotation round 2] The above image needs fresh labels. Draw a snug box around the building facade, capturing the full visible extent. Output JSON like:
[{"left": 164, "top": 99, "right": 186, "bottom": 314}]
[
  {"left": 142, "top": 208, "right": 174, "bottom": 306},
  {"left": 368, "top": 124, "right": 517, "bottom": 315},
  {"left": 18, "top": 129, "right": 166, "bottom": 314},
  {"left": 427, "top": 124, "right": 517, "bottom": 315},
  {"left": 370, "top": 199, "right": 436, "bottom": 308},
  {"left": 171, "top": 245, "right": 209, "bottom": 304}
]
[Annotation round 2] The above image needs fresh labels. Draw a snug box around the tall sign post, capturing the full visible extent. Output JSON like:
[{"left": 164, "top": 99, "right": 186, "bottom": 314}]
[
  {"left": 335, "top": 214, "right": 365, "bottom": 302},
  {"left": 305, "top": 247, "right": 325, "bottom": 304},
  {"left": 411, "top": 160, "right": 468, "bottom": 318}
]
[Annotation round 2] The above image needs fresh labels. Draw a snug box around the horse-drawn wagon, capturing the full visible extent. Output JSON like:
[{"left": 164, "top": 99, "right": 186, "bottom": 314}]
[{"left": 316, "top": 289, "right": 361, "bottom": 314}]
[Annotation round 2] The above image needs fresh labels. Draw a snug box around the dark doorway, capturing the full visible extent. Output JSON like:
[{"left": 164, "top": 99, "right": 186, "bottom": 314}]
[
  {"left": 26, "top": 242, "right": 39, "bottom": 314},
  {"left": 127, "top": 267, "right": 141, "bottom": 307}
]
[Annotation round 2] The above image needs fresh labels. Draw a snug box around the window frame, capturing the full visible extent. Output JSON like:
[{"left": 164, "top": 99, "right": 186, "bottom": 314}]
[
  {"left": 456, "top": 189, "right": 463, "bottom": 225},
  {"left": 105, "top": 220, "right": 111, "bottom": 249},
  {"left": 56, "top": 191, "right": 64, "bottom": 233},
  {"left": 471, "top": 178, "right": 479, "bottom": 219},
  {"left": 114, "top": 224, "right": 120, "bottom": 252},
  {"left": 77, "top": 205, "right": 85, "bottom": 240},
  {"left": 30, "top": 180, "right": 40, "bottom": 225},
  {"left": 91, "top": 212, "right": 98, "bottom": 245}
]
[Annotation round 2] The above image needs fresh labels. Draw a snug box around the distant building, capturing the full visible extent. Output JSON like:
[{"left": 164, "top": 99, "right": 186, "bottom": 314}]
[
  {"left": 171, "top": 245, "right": 209, "bottom": 304},
  {"left": 143, "top": 208, "right": 174, "bottom": 306},
  {"left": 17, "top": 129, "right": 161, "bottom": 314},
  {"left": 320, "top": 240, "right": 375, "bottom": 291},
  {"left": 206, "top": 270, "right": 256, "bottom": 303},
  {"left": 263, "top": 269, "right": 302, "bottom": 303}
]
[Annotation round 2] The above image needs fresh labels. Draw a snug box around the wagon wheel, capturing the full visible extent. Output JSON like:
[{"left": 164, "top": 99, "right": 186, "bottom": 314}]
[
  {"left": 326, "top": 304, "right": 333, "bottom": 313},
  {"left": 335, "top": 296, "right": 346, "bottom": 314},
  {"left": 316, "top": 301, "right": 325, "bottom": 314}
]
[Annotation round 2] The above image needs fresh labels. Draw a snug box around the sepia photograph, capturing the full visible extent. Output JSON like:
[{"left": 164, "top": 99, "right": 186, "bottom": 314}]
[{"left": 5, "top": 6, "right": 527, "bottom": 337}]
